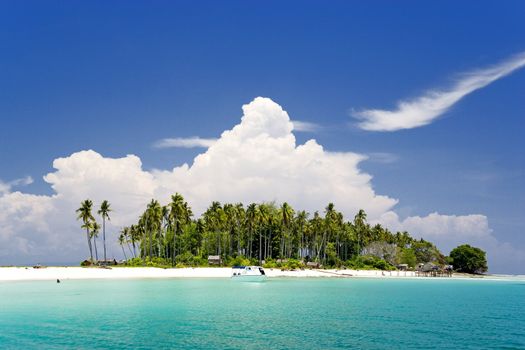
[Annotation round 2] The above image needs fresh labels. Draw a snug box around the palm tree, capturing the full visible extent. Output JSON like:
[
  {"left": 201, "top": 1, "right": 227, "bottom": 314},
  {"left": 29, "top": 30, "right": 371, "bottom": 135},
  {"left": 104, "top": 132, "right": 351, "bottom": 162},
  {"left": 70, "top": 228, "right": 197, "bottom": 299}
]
[
  {"left": 204, "top": 201, "right": 224, "bottom": 257},
  {"left": 245, "top": 203, "right": 258, "bottom": 258},
  {"left": 118, "top": 233, "right": 128, "bottom": 261},
  {"left": 91, "top": 221, "right": 101, "bottom": 262},
  {"left": 257, "top": 204, "right": 270, "bottom": 262},
  {"left": 169, "top": 193, "right": 187, "bottom": 265},
  {"left": 324, "top": 203, "right": 338, "bottom": 263},
  {"left": 280, "top": 202, "right": 294, "bottom": 258},
  {"left": 98, "top": 200, "right": 112, "bottom": 263},
  {"left": 311, "top": 211, "right": 323, "bottom": 261},
  {"left": 354, "top": 209, "right": 368, "bottom": 255},
  {"left": 146, "top": 199, "right": 162, "bottom": 259},
  {"left": 234, "top": 203, "right": 245, "bottom": 255},
  {"left": 296, "top": 210, "right": 309, "bottom": 258},
  {"left": 76, "top": 199, "right": 95, "bottom": 262},
  {"left": 121, "top": 226, "right": 134, "bottom": 258}
]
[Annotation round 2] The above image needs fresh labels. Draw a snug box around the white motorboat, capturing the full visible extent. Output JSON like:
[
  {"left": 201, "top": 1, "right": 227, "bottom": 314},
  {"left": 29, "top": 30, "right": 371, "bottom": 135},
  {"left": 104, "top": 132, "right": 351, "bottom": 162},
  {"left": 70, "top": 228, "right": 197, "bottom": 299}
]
[{"left": 231, "top": 266, "right": 267, "bottom": 282}]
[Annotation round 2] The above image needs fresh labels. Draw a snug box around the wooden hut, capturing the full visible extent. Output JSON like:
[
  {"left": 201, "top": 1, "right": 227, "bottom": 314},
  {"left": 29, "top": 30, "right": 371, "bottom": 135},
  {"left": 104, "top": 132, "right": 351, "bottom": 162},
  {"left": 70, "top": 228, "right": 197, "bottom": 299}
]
[
  {"left": 306, "top": 261, "right": 321, "bottom": 269},
  {"left": 208, "top": 255, "right": 222, "bottom": 266},
  {"left": 396, "top": 263, "right": 408, "bottom": 271}
]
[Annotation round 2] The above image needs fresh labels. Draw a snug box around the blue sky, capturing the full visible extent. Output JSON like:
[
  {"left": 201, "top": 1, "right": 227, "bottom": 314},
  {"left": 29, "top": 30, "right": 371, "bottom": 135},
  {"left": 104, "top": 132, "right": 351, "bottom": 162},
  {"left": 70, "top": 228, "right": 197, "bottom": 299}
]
[{"left": 1, "top": 1, "right": 524, "bottom": 272}]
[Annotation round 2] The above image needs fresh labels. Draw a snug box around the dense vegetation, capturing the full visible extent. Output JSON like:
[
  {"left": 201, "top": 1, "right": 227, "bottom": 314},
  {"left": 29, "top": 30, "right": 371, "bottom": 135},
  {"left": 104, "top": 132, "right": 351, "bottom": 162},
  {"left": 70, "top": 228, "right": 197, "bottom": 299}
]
[
  {"left": 76, "top": 194, "right": 487, "bottom": 272},
  {"left": 449, "top": 244, "right": 488, "bottom": 274}
]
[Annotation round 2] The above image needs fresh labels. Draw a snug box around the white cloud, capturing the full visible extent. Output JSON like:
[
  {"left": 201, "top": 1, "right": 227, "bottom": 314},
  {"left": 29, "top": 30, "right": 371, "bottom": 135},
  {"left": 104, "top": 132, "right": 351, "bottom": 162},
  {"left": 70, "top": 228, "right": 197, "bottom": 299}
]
[
  {"left": 151, "top": 97, "right": 397, "bottom": 217},
  {"left": 153, "top": 137, "right": 217, "bottom": 149},
  {"left": 366, "top": 152, "right": 399, "bottom": 164},
  {"left": 354, "top": 51, "right": 525, "bottom": 131},
  {"left": 376, "top": 211, "right": 525, "bottom": 274},
  {"left": 0, "top": 97, "right": 523, "bottom": 273},
  {"left": 0, "top": 176, "right": 33, "bottom": 195},
  {"left": 291, "top": 120, "right": 322, "bottom": 132}
]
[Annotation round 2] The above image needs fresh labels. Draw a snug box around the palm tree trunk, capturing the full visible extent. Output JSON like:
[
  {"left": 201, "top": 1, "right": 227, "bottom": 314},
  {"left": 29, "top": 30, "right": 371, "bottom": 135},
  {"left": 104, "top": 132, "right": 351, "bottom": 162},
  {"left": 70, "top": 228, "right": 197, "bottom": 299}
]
[
  {"left": 237, "top": 224, "right": 241, "bottom": 255},
  {"left": 268, "top": 228, "right": 272, "bottom": 259},
  {"left": 149, "top": 227, "right": 152, "bottom": 260},
  {"left": 259, "top": 229, "right": 262, "bottom": 263},
  {"left": 263, "top": 229, "right": 267, "bottom": 260},
  {"left": 126, "top": 241, "right": 133, "bottom": 258},
  {"left": 218, "top": 231, "right": 221, "bottom": 257},
  {"left": 157, "top": 228, "right": 162, "bottom": 258},
  {"left": 93, "top": 236, "right": 98, "bottom": 261},
  {"left": 121, "top": 244, "right": 128, "bottom": 261},
  {"left": 86, "top": 228, "right": 93, "bottom": 262},
  {"left": 172, "top": 222, "right": 177, "bottom": 266},
  {"left": 103, "top": 217, "right": 107, "bottom": 262}
]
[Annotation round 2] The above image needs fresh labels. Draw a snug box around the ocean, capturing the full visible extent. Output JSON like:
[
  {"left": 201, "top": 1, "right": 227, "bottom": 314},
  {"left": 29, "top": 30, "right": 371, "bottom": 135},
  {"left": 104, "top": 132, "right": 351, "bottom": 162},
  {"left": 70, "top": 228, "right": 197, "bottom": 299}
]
[{"left": 1, "top": 278, "right": 524, "bottom": 349}]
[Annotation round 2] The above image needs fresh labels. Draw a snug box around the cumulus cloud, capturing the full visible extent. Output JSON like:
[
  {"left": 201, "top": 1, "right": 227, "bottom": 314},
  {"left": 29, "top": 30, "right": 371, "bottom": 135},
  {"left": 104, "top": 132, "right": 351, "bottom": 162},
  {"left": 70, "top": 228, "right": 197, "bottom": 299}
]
[
  {"left": 354, "top": 51, "right": 525, "bottom": 131},
  {"left": 153, "top": 137, "right": 217, "bottom": 149},
  {"left": 0, "top": 97, "right": 522, "bottom": 272},
  {"left": 376, "top": 212, "right": 525, "bottom": 273},
  {"left": 291, "top": 120, "right": 322, "bottom": 132}
]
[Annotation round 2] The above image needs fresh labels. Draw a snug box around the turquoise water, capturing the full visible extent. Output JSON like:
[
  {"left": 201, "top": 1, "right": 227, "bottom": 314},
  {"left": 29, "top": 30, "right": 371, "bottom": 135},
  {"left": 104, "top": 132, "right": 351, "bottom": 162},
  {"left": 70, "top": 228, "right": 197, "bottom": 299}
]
[{"left": 1, "top": 278, "right": 524, "bottom": 349}]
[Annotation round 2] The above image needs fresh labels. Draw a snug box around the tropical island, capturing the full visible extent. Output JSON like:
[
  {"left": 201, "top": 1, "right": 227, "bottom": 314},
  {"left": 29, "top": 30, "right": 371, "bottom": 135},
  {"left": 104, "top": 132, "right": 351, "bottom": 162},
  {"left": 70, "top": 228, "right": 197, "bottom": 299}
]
[{"left": 75, "top": 193, "right": 488, "bottom": 276}]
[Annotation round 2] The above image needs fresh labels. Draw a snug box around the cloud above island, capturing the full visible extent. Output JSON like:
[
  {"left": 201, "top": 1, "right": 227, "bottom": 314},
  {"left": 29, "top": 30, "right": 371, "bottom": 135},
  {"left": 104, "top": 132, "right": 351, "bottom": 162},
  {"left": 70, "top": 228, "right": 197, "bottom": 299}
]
[
  {"left": 0, "top": 97, "right": 521, "bottom": 272},
  {"left": 353, "top": 51, "right": 525, "bottom": 131},
  {"left": 291, "top": 120, "right": 322, "bottom": 132},
  {"left": 0, "top": 176, "right": 33, "bottom": 195},
  {"left": 153, "top": 136, "right": 217, "bottom": 149}
]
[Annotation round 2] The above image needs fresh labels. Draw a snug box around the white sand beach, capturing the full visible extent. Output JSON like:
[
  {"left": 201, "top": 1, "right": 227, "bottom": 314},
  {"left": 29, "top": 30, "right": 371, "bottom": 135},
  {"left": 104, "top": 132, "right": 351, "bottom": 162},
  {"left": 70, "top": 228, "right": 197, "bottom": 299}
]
[
  {"left": 0, "top": 267, "right": 521, "bottom": 282},
  {"left": 0, "top": 266, "right": 432, "bottom": 281}
]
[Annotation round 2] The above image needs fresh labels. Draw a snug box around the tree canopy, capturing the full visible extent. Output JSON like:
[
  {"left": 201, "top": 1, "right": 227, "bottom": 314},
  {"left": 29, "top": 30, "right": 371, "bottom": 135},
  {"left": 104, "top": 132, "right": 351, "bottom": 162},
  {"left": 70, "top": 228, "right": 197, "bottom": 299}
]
[
  {"left": 449, "top": 244, "right": 488, "bottom": 274},
  {"left": 76, "top": 194, "right": 488, "bottom": 273}
]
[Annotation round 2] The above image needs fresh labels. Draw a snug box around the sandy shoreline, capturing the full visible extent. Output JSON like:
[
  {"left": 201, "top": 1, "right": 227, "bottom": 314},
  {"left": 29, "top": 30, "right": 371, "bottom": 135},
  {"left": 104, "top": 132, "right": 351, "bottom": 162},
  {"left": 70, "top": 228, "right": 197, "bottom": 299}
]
[{"left": 1, "top": 266, "right": 521, "bottom": 282}]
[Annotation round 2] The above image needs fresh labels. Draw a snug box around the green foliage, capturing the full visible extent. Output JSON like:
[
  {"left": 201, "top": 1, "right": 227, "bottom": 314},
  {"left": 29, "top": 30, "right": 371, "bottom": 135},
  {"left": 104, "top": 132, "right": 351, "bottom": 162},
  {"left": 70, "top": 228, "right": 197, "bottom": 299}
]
[
  {"left": 125, "top": 257, "right": 145, "bottom": 266},
  {"left": 411, "top": 240, "right": 444, "bottom": 264},
  {"left": 362, "top": 241, "right": 399, "bottom": 265},
  {"left": 85, "top": 193, "right": 483, "bottom": 272},
  {"left": 175, "top": 252, "right": 207, "bottom": 267},
  {"left": 125, "top": 257, "right": 172, "bottom": 268},
  {"left": 325, "top": 242, "right": 342, "bottom": 267},
  {"left": 227, "top": 256, "right": 252, "bottom": 267},
  {"left": 273, "top": 259, "right": 305, "bottom": 271},
  {"left": 345, "top": 255, "right": 395, "bottom": 270},
  {"left": 399, "top": 248, "right": 417, "bottom": 268},
  {"left": 262, "top": 258, "right": 277, "bottom": 268},
  {"left": 80, "top": 260, "right": 92, "bottom": 267},
  {"left": 449, "top": 244, "right": 488, "bottom": 274},
  {"left": 285, "top": 259, "right": 303, "bottom": 270}
]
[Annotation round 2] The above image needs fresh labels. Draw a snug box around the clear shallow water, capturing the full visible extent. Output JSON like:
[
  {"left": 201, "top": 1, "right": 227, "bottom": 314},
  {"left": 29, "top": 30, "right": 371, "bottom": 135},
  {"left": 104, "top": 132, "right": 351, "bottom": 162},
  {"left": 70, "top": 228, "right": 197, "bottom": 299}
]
[{"left": 1, "top": 278, "right": 524, "bottom": 349}]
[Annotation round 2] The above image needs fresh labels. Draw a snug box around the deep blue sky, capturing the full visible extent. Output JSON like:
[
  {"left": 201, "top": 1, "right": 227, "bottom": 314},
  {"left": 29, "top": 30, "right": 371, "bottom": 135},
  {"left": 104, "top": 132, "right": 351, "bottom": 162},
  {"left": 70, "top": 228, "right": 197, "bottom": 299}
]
[{"left": 1, "top": 1, "right": 524, "bottom": 248}]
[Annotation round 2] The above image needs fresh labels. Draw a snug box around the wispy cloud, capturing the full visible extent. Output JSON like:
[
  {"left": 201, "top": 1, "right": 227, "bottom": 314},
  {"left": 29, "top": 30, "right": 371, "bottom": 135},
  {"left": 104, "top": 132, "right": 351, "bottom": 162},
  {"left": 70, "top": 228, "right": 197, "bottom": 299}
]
[
  {"left": 153, "top": 137, "right": 217, "bottom": 149},
  {"left": 366, "top": 152, "right": 399, "bottom": 164},
  {"left": 353, "top": 51, "right": 525, "bottom": 131},
  {"left": 0, "top": 176, "right": 33, "bottom": 194},
  {"left": 291, "top": 120, "right": 322, "bottom": 133}
]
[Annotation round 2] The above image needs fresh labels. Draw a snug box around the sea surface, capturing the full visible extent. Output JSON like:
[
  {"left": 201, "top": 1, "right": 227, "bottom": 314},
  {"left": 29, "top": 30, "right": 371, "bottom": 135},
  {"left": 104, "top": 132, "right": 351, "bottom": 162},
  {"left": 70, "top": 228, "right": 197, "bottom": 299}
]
[{"left": 1, "top": 278, "right": 524, "bottom": 349}]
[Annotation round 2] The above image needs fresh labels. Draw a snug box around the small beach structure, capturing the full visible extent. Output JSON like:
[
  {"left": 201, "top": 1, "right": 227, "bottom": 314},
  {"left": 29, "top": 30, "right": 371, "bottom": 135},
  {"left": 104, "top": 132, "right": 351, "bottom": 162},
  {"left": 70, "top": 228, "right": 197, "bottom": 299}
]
[
  {"left": 396, "top": 264, "right": 408, "bottom": 271},
  {"left": 416, "top": 262, "right": 452, "bottom": 277},
  {"left": 208, "top": 255, "right": 222, "bottom": 266},
  {"left": 97, "top": 259, "right": 118, "bottom": 266},
  {"left": 306, "top": 261, "right": 321, "bottom": 269}
]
